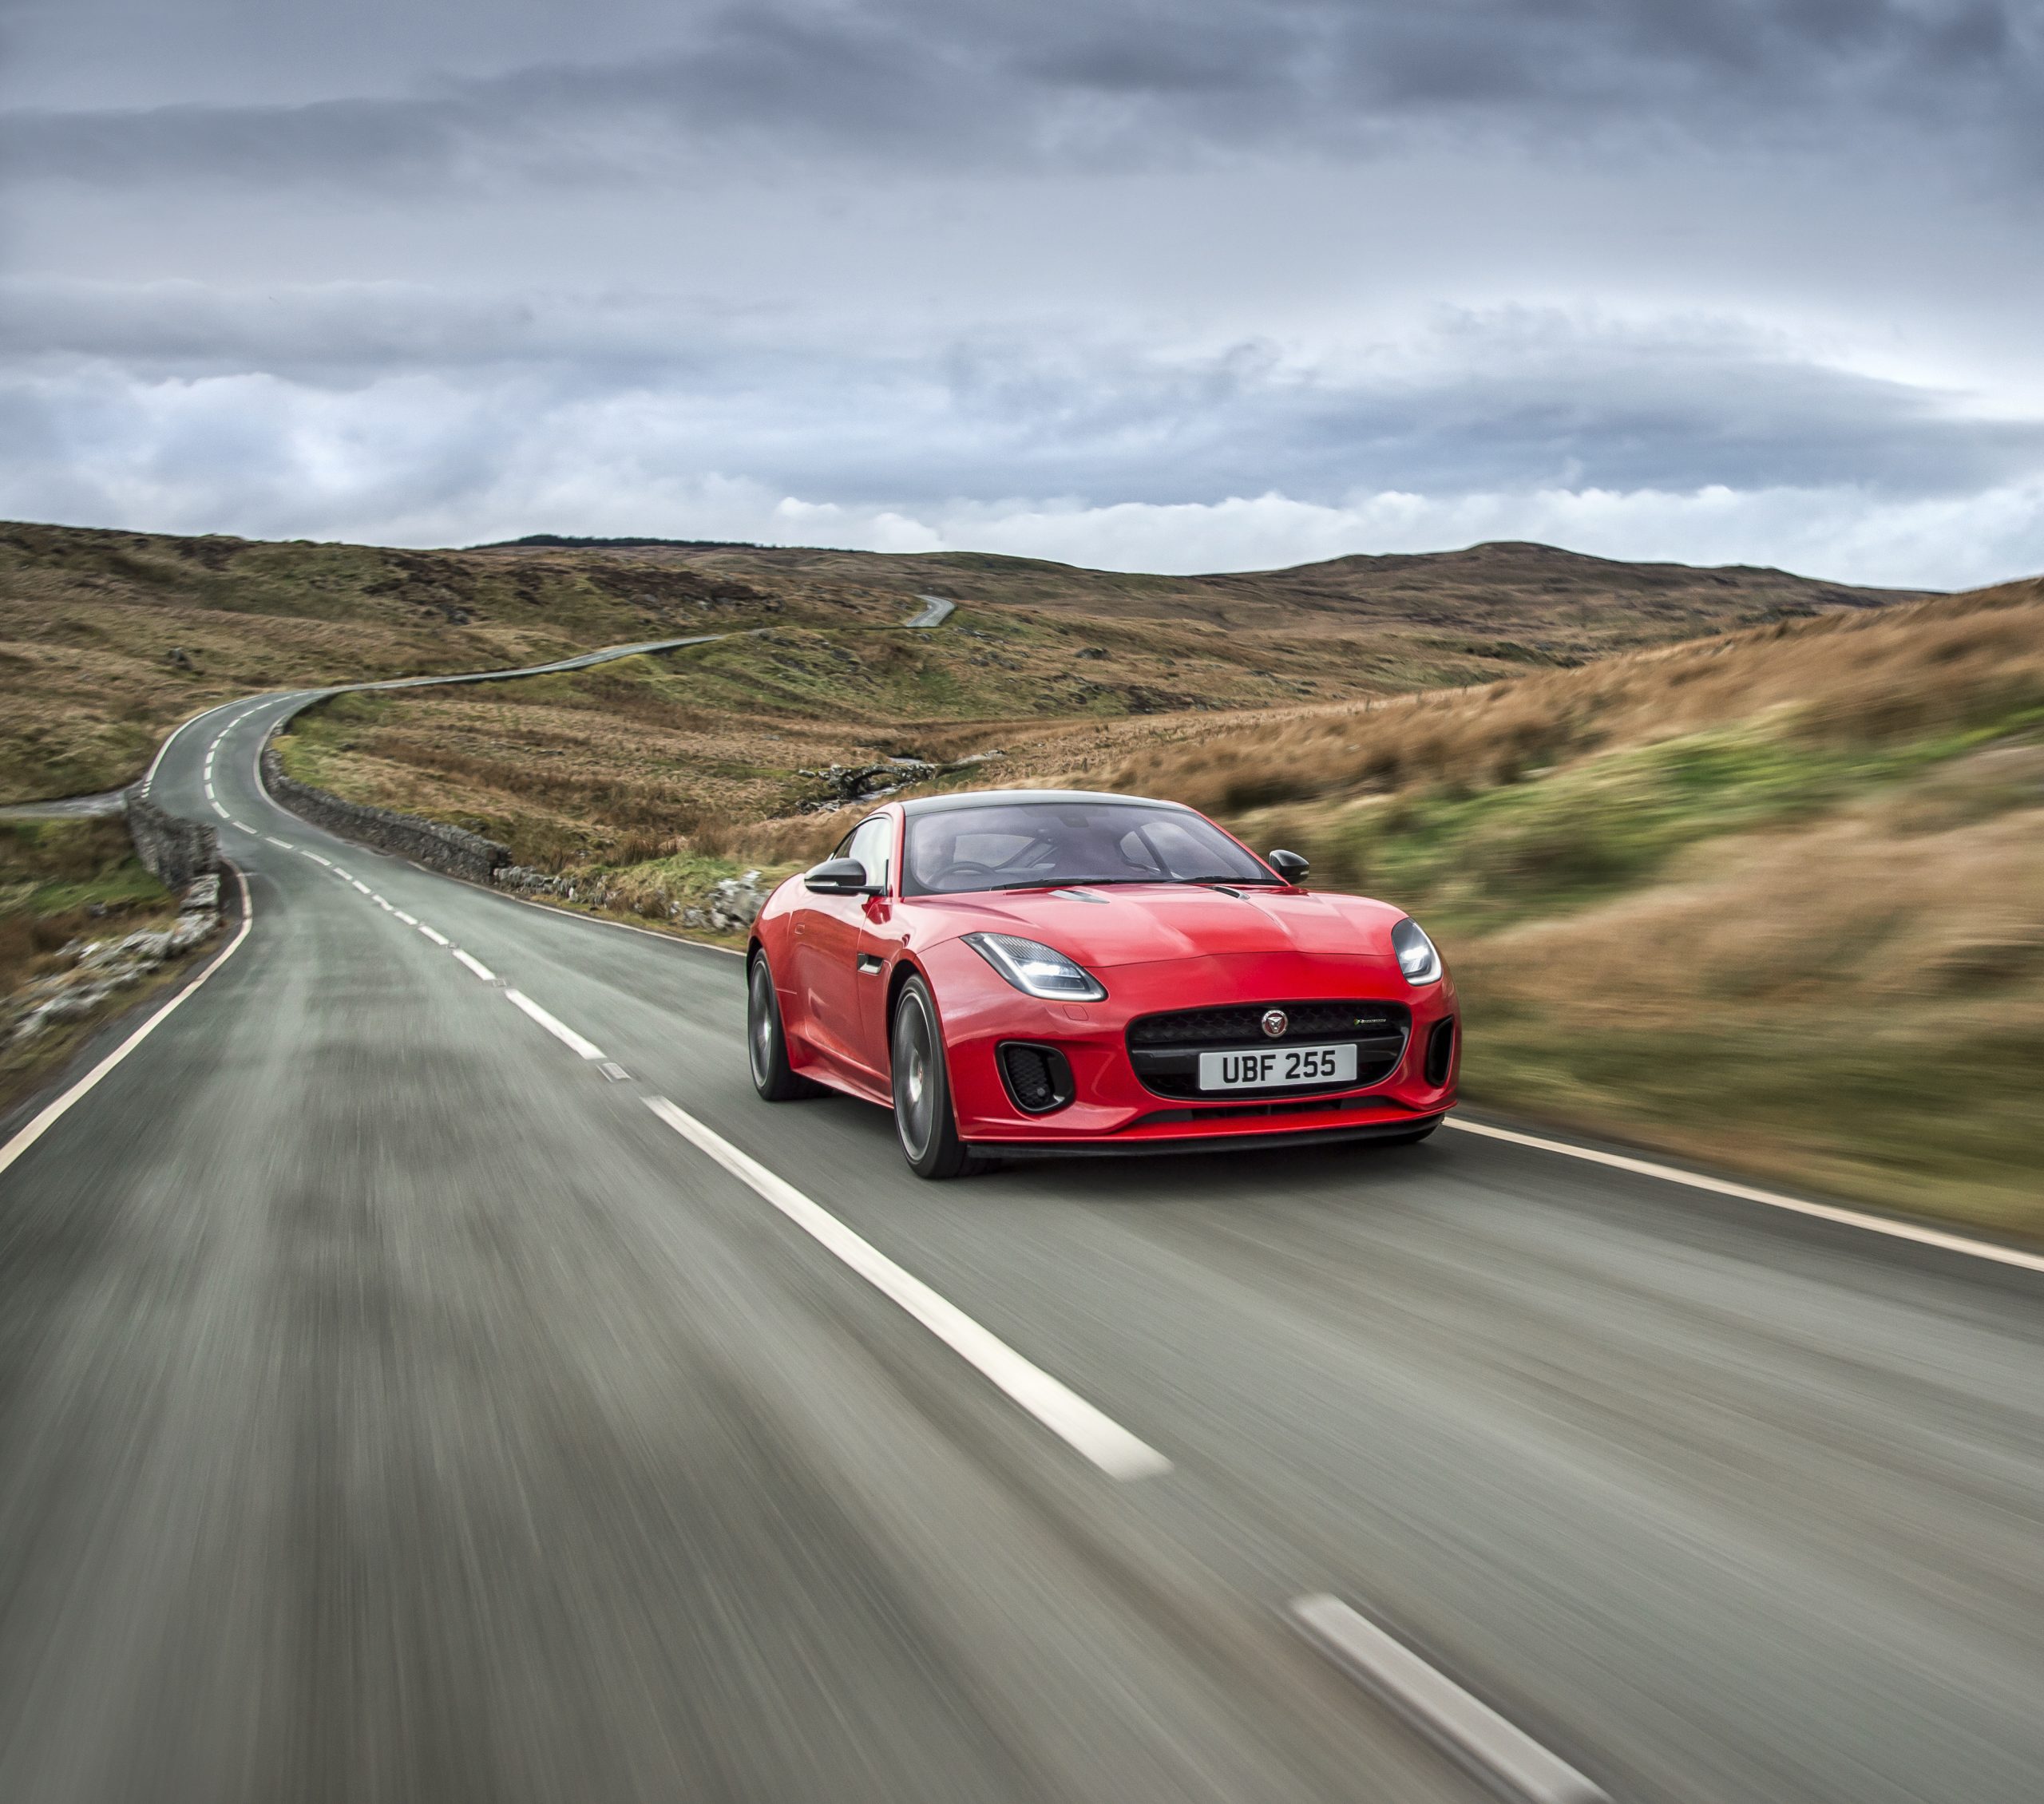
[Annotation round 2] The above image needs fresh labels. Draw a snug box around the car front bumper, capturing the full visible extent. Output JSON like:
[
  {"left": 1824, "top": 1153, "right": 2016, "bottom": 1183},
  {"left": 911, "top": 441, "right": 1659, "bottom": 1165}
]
[{"left": 923, "top": 942, "right": 1460, "bottom": 1150}]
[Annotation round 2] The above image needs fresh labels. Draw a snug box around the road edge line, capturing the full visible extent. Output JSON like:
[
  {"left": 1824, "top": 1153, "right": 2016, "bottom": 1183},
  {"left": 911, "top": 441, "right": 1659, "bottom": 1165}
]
[
  {"left": 1287, "top": 1595, "right": 1609, "bottom": 1804},
  {"left": 644, "top": 1094, "right": 1172, "bottom": 1481},
  {"left": 1444, "top": 1117, "right": 2044, "bottom": 1276},
  {"left": 0, "top": 862, "right": 256, "bottom": 1183}
]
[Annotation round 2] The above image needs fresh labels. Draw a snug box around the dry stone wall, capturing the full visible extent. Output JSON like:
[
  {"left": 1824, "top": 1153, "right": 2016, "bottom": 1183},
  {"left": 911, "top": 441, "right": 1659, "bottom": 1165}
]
[
  {"left": 260, "top": 745, "right": 511, "bottom": 884},
  {"left": 124, "top": 789, "right": 218, "bottom": 889}
]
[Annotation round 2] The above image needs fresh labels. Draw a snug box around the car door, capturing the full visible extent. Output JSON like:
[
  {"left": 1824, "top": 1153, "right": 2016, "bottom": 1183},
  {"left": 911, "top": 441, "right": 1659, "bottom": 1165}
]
[{"left": 794, "top": 815, "right": 891, "bottom": 1082}]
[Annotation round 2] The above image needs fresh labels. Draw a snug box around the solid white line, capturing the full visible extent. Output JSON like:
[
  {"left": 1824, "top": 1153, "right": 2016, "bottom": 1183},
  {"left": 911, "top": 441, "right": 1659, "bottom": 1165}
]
[
  {"left": 0, "top": 866, "right": 256, "bottom": 1183},
  {"left": 486, "top": 884, "right": 748, "bottom": 957},
  {"left": 1446, "top": 1118, "right": 2044, "bottom": 1277},
  {"left": 644, "top": 1094, "right": 1172, "bottom": 1480},
  {"left": 418, "top": 924, "right": 450, "bottom": 947},
  {"left": 504, "top": 988, "right": 606, "bottom": 1060},
  {"left": 265, "top": 837, "right": 292, "bottom": 849},
  {"left": 394, "top": 911, "right": 418, "bottom": 927},
  {"left": 452, "top": 948, "right": 496, "bottom": 981},
  {"left": 1289, "top": 1596, "right": 1607, "bottom": 1804}
]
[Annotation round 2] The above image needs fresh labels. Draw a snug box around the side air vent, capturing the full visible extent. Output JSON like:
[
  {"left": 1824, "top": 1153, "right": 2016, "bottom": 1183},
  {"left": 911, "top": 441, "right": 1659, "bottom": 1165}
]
[
  {"left": 998, "top": 1042, "right": 1075, "bottom": 1114},
  {"left": 1424, "top": 1017, "right": 1457, "bottom": 1086}
]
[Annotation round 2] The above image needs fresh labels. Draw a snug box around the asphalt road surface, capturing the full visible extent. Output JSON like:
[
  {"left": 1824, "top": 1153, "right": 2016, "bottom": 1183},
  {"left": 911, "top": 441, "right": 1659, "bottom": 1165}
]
[{"left": 4, "top": 685, "right": 2043, "bottom": 1804}]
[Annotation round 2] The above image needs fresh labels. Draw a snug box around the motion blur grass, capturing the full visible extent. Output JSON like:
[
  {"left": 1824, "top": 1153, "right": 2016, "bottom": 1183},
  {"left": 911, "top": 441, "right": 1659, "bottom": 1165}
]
[{"left": 0, "top": 817, "right": 184, "bottom": 1110}]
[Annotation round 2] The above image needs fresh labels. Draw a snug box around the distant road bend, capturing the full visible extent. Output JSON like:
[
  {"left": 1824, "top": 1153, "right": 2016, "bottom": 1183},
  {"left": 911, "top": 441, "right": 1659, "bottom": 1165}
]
[{"left": 3, "top": 639, "right": 2044, "bottom": 1804}]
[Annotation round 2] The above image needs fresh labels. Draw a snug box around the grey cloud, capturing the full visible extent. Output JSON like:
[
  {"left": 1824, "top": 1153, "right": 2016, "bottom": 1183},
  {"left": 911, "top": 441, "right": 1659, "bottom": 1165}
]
[
  {"left": 2, "top": 0, "right": 2036, "bottom": 189},
  {"left": 9, "top": 279, "right": 2039, "bottom": 508}
]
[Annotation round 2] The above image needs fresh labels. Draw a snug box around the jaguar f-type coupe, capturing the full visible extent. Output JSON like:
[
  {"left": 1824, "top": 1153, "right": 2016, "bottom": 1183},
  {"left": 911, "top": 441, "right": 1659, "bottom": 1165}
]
[{"left": 747, "top": 790, "right": 1459, "bottom": 1177}]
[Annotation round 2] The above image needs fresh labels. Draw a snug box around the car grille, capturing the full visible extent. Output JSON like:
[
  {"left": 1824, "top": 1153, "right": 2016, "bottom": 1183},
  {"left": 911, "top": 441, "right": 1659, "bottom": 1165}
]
[{"left": 1125, "top": 999, "right": 1411, "bottom": 1101}]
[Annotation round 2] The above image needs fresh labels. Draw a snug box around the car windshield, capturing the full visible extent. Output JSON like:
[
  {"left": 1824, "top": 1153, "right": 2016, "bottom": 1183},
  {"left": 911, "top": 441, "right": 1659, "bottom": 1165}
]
[{"left": 901, "top": 801, "right": 1275, "bottom": 896}]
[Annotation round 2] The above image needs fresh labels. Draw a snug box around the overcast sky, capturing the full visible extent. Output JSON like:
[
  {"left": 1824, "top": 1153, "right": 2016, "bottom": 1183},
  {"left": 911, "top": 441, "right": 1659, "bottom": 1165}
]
[{"left": 3, "top": 0, "right": 2041, "bottom": 584}]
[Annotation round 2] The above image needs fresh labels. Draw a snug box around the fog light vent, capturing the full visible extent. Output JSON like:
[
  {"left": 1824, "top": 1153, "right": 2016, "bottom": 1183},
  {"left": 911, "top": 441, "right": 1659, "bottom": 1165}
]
[
  {"left": 998, "top": 1042, "right": 1075, "bottom": 1114},
  {"left": 1424, "top": 1018, "right": 1457, "bottom": 1087}
]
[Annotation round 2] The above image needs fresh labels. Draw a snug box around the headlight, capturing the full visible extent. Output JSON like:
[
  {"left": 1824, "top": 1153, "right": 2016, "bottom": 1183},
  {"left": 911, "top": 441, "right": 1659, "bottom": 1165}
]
[
  {"left": 964, "top": 932, "right": 1107, "bottom": 1001},
  {"left": 1392, "top": 916, "right": 1442, "bottom": 984}
]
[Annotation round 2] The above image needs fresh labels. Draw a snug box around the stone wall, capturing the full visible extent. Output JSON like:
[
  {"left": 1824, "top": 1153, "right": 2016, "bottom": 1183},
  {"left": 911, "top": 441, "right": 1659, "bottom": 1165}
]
[
  {"left": 261, "top": 746, "right": 511, "bottom": 884},
  {"left": 124, "top": 789, "right": 218, "bottom": 889}
]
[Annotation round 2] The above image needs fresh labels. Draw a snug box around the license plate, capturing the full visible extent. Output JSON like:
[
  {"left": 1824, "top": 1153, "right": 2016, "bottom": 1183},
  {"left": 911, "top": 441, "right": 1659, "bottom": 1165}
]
[{"left": 1197, "top": 1043, "right": 1358, "bottom": 1091}]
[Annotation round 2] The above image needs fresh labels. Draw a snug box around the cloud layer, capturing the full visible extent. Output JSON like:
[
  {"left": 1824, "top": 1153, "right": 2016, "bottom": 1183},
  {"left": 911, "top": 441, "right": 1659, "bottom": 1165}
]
[{"left": 3, "top": 0, "right": 2041, "bottom": 583}]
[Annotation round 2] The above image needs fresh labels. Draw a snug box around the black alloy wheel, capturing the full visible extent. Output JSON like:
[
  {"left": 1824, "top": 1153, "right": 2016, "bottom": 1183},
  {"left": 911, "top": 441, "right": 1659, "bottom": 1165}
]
[
  {"left": 748, "top": 951, "right": 823, "bottom": 1101},
  {"left": 890, "top": 976, "right": 984, "bottom": 1180}
]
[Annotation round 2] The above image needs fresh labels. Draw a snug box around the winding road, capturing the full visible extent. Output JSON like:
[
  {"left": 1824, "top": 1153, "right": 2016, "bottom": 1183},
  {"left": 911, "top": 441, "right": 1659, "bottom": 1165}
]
[{"left": 3, "top": 662, "right": 2044, "bottom": 1804}]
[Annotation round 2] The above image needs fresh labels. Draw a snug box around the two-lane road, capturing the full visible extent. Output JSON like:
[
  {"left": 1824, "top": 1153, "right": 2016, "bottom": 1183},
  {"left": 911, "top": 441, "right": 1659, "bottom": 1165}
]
[{"left": 4, "top": 684, "right": 2043, "bottom": 1803}]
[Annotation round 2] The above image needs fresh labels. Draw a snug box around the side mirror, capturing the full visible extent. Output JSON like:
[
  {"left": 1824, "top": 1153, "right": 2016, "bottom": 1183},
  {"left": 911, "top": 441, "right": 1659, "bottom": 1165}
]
[
  {"left": 804, "top": 857, "right": 881, "bottom": 895},
  {"left": 1266, "top": 849, "right": 1310, "bottom": 884}
]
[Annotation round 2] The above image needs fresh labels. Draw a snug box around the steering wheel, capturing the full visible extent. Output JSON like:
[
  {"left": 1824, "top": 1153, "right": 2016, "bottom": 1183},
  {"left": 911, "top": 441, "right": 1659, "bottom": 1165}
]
[{"left": 932, "top": 860, "right": 1000, "bottom": 888}]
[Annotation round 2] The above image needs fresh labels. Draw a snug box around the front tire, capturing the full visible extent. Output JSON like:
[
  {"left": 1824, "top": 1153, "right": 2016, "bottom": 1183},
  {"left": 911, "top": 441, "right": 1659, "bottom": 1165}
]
[
  {"left": 890, "top": 976, "right": 984, "bottom": 1180},
  {"left": 749, "top": 950, "right": 824, "bottom": 1101}
]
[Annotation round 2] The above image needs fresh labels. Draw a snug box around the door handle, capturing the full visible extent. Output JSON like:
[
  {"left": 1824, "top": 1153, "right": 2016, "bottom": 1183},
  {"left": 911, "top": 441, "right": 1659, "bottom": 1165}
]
[{"left": 856, "top": 954, "right": 883, "bottom": 974}]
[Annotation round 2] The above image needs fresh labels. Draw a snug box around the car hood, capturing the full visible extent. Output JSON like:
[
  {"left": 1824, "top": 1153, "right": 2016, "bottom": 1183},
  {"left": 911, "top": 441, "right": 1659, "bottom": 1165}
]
[{"left": 911, "top": 884, "right": 1408, "bottom": 971}]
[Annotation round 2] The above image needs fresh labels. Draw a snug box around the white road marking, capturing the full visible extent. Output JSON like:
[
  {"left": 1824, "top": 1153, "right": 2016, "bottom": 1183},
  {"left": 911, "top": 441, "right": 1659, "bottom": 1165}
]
[
  {"left": 1289, "top": 1596, "right": 1608, "bottom": 1804},
  {"left": 1446, "top": 1118, "right": 2044, "bottom": 1277},
  {"left": 141, "top": 697, "right": 248, "bottom": 797},
  {"left": 394, "top": 911, "right": 418, "bottom": 927},
  {"left": 204, "top": 782, "right": 215, "bottom": 797},
  {"left": 418, "top": 924, "right": 450, "bottom": 947},
  {"left": 504, "top": 989, "right": 606, "bottom": 1060},
  {"left": 334, "top": 868, "right": 352, "bottom": 879},
  {"left": 452, "top": 948, "right": 496, "bottom": 981},
  {"left": 303, "top": 853, "right": 331, "bottom": 866},
  {"left": 350, "top": 880, "right": 371, "bottom": 894},
  {"left": 599, "top": 1062, "right": 630, "bottom": 1082},
  {"left": 490, "top": 885, "right": 748, "bottom": 957},
  {"left": 265, "top": 837, "right": 292, "bottom": 849},
  {"left": 231, "top": 820, "right": 256, "bottom": 833},
  {"left": 372, "top": 896, "right": 394, "bottom": 911},
  {"left": 644, "top": 1095, "right": 1173, "bottom": 1481},
  {"left": 0, "top": 866, "right": 256, "bottom": 1182},
  {"left": 209, "top": 800, "right": 228, "bottom": 817}
]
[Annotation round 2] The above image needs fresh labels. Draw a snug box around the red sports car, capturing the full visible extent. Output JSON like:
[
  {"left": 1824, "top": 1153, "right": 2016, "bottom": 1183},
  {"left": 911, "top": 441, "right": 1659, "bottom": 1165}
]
[{"left": 746, "top": 790, "right": 1459, "bottom": 1177}]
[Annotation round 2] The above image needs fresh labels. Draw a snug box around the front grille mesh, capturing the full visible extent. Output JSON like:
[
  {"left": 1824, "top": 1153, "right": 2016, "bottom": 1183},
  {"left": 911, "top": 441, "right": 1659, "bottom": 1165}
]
[
  {"left": 1128, "top": 999, "right": 1402, "bottom": 1047},
  {"left": 1126, "top": 999, "right": 1411, "bottom": 1102}
]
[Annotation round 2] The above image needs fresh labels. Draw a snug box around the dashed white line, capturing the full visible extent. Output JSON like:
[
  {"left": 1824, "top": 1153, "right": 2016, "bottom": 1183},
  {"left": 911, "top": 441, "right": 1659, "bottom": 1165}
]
[
  {"left": 208, "top": 800, "right": 228, "bottom": 817},
  {"left": 504, "top": 989, "right": 605, "bottom": 1060},
  {"left": 418, "top": 924, "right": 450, "bottom": 947},
  {"left": 394, "top": 911, "right": 418, "bottom": 927},
  {"left": 1289, "top": 1595, "right": 1609, "bottom": 1804},
  {"left": 302, "top": 852, "right": 331, "bottom": 866},
  {"left": 350, "top": 880, "right": 371, "bottom": 894},
  {"left": 1446, "top": 1118, "right": 2044, "bottom": 1277},
  {"left": 265, "top": 837, "right": 293, "bottom": 849},
  {"left": 452, "top": 948, "right": 496, "bottom": 981},
  {"left": 204, "top": 782, "right": 215, "bottom": 798},
  {"left": 230, "top": 819, "right": 256, "bottom": 833},
  {"left": 599, "top": 1062, "right": 630, "bottom": 1082},
  {"left": 372, "top": 896, "right": 394, "bottom": 911},
  {"left": 333, "top": 868, "right": 353, "bottom": 880},
  {"left": 644, "top": 1095, "right": 1172, "bottom": 1482}
]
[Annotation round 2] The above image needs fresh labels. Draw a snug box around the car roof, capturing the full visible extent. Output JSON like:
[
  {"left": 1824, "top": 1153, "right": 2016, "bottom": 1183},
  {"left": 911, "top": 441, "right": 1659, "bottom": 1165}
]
[{"left": 897, "top": 788, "right": 1192, "bottom": 817}]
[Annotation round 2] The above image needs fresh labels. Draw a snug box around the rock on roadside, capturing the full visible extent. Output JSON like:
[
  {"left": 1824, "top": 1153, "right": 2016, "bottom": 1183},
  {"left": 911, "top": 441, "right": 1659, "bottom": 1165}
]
[{"left": 6, "top": 873, "right": 224, "bottom": 1045}]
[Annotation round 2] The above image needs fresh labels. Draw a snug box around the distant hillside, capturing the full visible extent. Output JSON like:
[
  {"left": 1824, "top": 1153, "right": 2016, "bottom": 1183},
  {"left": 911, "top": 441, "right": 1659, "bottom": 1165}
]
[
  {"left": 2, "top": 518, "right": 1922, "bottom": 802},
  {"left": 480, "top": 536, "right": 1928, "bottom": 663}
]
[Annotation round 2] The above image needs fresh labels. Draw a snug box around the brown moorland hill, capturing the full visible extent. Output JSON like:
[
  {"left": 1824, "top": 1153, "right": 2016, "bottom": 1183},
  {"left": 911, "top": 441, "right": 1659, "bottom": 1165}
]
[{"left": 2, "top": 519, "right": 1917, "bottom": 804}]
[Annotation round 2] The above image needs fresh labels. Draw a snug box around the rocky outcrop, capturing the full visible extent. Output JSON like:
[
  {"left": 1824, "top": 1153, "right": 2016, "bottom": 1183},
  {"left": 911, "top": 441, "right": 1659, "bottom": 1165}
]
[
  {"left": 795, "top": 748, "right": 1004, "bottom": 814},
  {"left": 125, "top": 789, "right": 218, "bottom": 889},
  {"left": 679, "top": 872, "right": 768, "bottom": 932},
  {"left": 6, "top": 873, "right": 223, "bottom": 1046},
  {"left": 261, "top": 746, "right": 510, "bottom": 883}
]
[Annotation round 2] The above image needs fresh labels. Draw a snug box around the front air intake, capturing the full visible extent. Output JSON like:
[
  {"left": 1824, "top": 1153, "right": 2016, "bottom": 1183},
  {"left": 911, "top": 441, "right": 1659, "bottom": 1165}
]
[
  {"left": 1424, "top": 1017, "right": 1457, "bottom": 1086},
  {"left": 998, "top": 1042, "right": 1075, "bottom": 1114}
]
